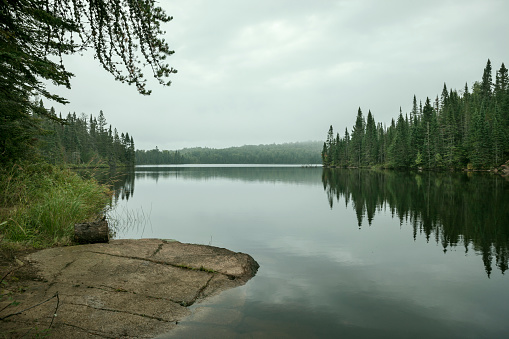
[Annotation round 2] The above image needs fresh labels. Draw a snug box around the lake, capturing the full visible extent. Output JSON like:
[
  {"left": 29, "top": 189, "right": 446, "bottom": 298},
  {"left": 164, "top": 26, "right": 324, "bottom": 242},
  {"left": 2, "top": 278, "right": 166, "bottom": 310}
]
[{"left": 104, "top": 165, "right": 509, "bottom": 338}]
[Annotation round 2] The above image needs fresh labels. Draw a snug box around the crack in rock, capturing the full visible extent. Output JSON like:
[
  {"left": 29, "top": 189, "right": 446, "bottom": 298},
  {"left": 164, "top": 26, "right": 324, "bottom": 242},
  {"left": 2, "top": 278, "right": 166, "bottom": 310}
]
[
  {"left": 150, "top": 243, "right": 165, "bottom": 258},
  {"left": 87, "top": 250, "right": 219, "bottom": 276},
  {"left": 191, "top": 275, "right": 214, "bottom": 305},
  {"left": 67, "top": 302, "right": 175, "bottom": 323},
  {"left": 62, "top": 285, "right": 187, "bottom": 307}
]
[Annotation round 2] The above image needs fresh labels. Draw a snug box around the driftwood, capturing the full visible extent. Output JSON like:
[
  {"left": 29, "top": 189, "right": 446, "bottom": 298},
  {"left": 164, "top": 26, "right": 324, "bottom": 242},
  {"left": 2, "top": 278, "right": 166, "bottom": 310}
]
[{"left": 74, "top": 217, "right": 109, "bottom": 244}]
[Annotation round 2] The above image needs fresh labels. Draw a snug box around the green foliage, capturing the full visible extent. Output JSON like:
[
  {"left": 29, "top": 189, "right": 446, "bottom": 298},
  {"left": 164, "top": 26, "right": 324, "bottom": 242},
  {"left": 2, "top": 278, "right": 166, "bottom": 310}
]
[
  {"left": 388, "top": 112, "right": 410, "bottom": 168},
  {"left": 0, "top": 163, "right": 110, "bottom": 246},
  {"left": 363, "top": 110, "right": 378, "bottom": 166},
  {"left": 350, "top": 108, "right": 365, "bottom": 166},
  {"left": 323, "top": 59, "right": 509, "bottom": 169},
  {"left": 0, "top": 0, "right": 175, "bottom": 164},
  {"left": 136, "top": 141, "right": 323, "bottom": 165},
  {"left": 36, "top": 109, "right": 135, "bottom": 167},
  {"left": 323, "top": 126, "right": 334, "bottom": 167},
  {"left": 415, "top": 151, "right": 423, "bottom": 167},
  {"left": 136, "top": 147, "right": 184, "bottom": 165},
  {"left": 1, "top": 0, "right": 176, "bottom": 98}
]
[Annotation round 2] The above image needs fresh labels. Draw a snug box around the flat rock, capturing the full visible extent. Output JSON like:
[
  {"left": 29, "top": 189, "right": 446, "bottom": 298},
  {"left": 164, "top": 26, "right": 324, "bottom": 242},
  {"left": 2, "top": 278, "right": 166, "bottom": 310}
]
[{"left": 0, "top": 239, "right": 258, "bottom": 338}]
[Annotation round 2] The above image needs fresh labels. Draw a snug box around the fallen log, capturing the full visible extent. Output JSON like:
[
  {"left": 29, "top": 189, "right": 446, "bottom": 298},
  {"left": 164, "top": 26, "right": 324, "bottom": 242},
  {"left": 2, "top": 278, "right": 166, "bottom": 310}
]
[{"left": 74, "top": 217, "right": 109, "bottom": 244}]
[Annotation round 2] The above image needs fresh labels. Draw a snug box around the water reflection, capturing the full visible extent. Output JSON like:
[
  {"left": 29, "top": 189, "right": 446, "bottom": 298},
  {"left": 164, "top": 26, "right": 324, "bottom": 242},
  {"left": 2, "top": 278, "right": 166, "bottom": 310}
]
[
  {"left": 74, "top": 167, "right": 135, "bottom": 203},
  {"left": 322, "top": 168, "right": 509, "bottom": 277},
  {"left": 87, "top": 165, "right": 509, "bottom": 337},
  {"left": 82, "top": 166, "right": 509, "bottom": 279},
  {"left": 134, "top": 165, "right": 322, "bottom": 185}
]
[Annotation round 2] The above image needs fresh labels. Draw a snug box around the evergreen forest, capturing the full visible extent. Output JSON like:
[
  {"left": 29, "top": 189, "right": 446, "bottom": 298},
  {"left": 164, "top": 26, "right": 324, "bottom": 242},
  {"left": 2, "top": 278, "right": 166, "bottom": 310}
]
[
  {"left": 322, "top": 60, "right": 509, "bottom": 169},
  {"left": 136, "top": 141, "right": 322, "bottom": 165},
  {"left": 0, "top": 0, "right": 171, "bottom": 249},
  {"left": 37, "top": 109, "right": 135, "bottom": 167}
]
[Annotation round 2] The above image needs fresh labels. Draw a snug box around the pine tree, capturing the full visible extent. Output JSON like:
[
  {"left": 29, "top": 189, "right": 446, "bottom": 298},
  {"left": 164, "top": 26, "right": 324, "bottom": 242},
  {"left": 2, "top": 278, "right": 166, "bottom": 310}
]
[
  {"left": 422, "top": 98, "right": 434, "bottom": 168},
  {"left": 321, "top": 143, "right": 328, "bottom": 166},
  {"left": 495, "top": 63, "right": 509, "bottom": 134},
  {"left": 440, "top": 83, "right": 449, "bottom": 113},
  {"left": 96, "top": 111, "right": 108, "bottom": 158},
  {"left": 333, "top": 133, "right": 340, "bottom": 166},
  {"left": 364, "top": 110, "right": 378, "bottom": 165},
  {"left": 323, "top": 125, "right": 335, "bottom": 166},
  {"left": 389, "top": 112, "right": 410, "bottom": 168},
  {"left": 124, "top": 134, "right": 135, "bottom": 165},
  {"left": 411, "top": 95, "right": 419, "bottom": 122},
  {"left": 377, "top": 123, "right": 386, "bottom": 164},
  {"left": 384, "top": 119, "right": 396, "bottom": 166},
  {"left": 343, "top": 128, "right": 350, "bottom": 167},
  {"left": 409, "top": 95, "right": 423, "bottom": 167},
  {"left": 350, "top": 108, "right": 365, "bottom": 166},
  {"left": 491, "top": 104, "right": 505, "bottom": 166},
  {"left": 481, "top": 59, "right": 493, "bottom": 103}
]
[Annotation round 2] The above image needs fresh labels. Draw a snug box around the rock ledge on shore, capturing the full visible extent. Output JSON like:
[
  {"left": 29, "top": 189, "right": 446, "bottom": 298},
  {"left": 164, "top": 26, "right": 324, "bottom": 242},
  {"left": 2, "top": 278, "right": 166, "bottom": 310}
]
[{"left": 1, "top": 239, "right": 259, "bottom": 338}]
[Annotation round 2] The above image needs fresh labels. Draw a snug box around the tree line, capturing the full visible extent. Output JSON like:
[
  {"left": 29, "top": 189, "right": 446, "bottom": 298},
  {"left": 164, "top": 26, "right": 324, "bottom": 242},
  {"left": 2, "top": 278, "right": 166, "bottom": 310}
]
[
  {"left": 135, "top": 147, "right": 185, "bottom": 165},
  {"left": 0, "top": 0, "right": 174, "bottom": 167},
  {"left": 136, "top": 141, "right": 323, "bottom": 165},
  {"left": 37, "top": 108, "right": 135, "bottom": 167},
  {"left": 322, "top": 60, "right": 509, "bottom": 169}
]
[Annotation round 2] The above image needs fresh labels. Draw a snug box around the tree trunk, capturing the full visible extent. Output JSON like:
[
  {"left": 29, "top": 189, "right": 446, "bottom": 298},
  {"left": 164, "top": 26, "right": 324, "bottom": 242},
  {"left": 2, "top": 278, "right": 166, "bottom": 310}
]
[{"left": 74, "top": 217, "right": 109, "bottom": 244}]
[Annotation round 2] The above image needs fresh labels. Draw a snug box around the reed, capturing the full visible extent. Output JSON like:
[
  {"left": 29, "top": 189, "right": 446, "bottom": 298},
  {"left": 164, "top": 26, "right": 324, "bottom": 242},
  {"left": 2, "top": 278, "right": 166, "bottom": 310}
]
[{"left": 0, "top": 162, "right": 110, "bottom": 247}]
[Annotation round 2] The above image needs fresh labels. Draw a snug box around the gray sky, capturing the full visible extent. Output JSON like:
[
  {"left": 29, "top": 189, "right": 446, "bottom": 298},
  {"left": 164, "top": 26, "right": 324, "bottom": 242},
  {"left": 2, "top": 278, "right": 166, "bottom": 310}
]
[{"left": 48, "top": 0, "right": 509, "bottom": 150}]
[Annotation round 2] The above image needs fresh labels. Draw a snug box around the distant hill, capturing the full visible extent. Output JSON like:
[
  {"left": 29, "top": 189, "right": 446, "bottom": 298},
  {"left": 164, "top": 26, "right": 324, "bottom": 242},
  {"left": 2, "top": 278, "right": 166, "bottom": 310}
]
[{"left": 136, "top": 141, "right": 323, "bottom": 164}]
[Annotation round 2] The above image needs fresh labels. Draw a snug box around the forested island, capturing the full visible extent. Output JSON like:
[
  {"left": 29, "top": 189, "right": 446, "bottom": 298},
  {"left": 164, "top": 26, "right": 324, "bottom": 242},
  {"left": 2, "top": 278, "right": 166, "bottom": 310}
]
[
  {"left": 135, "top": 141, "right": 322, "bottom": 165},
  {"left": 322, "top": 60, "right": 509, "bottom": 170}
]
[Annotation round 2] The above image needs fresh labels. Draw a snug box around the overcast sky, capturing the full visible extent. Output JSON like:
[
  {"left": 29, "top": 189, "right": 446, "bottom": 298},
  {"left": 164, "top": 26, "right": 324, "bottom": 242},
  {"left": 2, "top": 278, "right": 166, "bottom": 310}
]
[{"left": 48, "top": 0, "right": 509, "bottom": 150}]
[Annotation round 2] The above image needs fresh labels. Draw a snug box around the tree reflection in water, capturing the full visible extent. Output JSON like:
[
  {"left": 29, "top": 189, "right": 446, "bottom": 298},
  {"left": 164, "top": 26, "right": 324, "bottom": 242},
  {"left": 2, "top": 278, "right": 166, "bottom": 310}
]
[{"left": 322, "top": 168, "right": 509, "bottom": 277}]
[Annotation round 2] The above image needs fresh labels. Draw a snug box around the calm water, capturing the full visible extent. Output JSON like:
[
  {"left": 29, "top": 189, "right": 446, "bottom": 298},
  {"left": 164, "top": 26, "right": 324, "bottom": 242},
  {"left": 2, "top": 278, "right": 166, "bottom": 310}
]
[{"left": 105, "top": 165, "right": 509, "bottom": 338}]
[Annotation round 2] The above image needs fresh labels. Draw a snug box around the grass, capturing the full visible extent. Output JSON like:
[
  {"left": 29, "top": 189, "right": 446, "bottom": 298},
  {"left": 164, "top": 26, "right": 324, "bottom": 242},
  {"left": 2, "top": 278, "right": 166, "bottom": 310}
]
[
  {"left": 173, "top": 263, "right": 216, "bottom": 273},
  {"left": 0, "top": 162, "right": 111, "bottom": 248},
  {"left": 0, "top": 162, "right": 110, "bottom": 337}
]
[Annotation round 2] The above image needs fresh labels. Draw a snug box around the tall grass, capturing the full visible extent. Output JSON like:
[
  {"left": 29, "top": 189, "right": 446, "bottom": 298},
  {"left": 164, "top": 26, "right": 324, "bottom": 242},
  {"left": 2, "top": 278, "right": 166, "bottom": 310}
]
[{"left": 0, "top": 162, "right": 111, "bottom": 247}]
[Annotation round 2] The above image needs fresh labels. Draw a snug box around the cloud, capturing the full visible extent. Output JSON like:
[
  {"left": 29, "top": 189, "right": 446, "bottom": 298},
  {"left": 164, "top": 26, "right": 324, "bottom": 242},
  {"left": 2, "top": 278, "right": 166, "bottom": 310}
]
[{"left": 44, "top": 0, "right": 509, "bottom": 150}]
